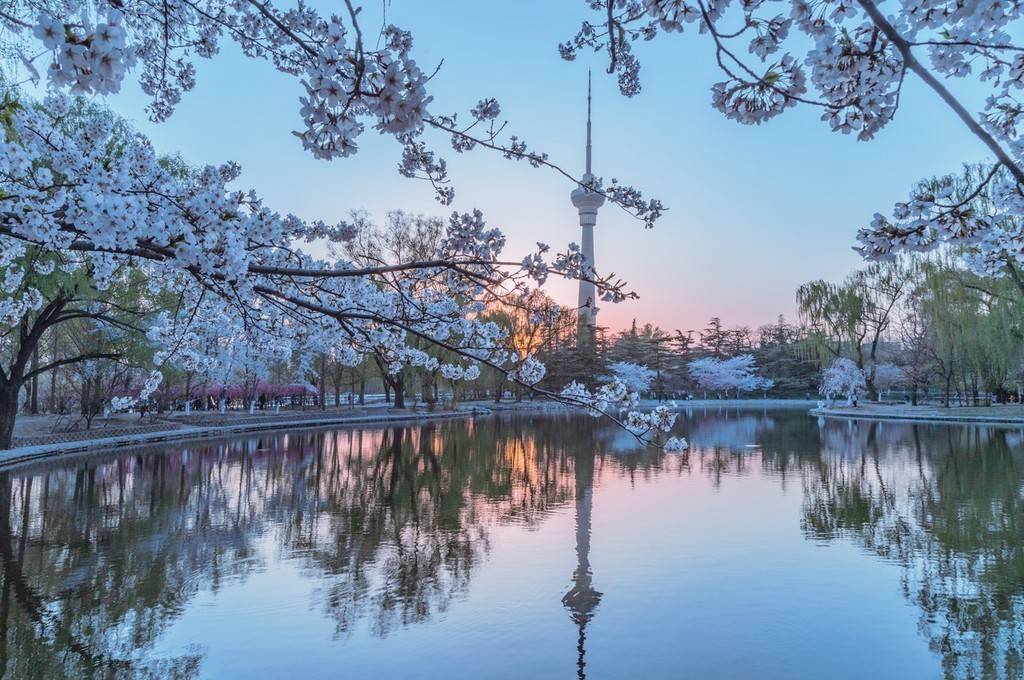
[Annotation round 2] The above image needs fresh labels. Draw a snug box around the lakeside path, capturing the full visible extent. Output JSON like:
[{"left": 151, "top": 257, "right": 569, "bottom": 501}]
[
  {"left": 811, "top": 403, "right": 1024, "bottom": 426},
  {"left": 0, "top": 400, "right": 570, "bottom": 471}
]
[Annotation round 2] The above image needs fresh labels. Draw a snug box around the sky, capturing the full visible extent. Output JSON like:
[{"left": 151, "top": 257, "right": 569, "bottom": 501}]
[{"left": 71, "top": 0, "right": 991, "bottom": 335}]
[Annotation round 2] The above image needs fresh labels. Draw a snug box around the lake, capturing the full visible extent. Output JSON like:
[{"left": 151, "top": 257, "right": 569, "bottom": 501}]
[{"left": 2, "top": 407, "right": 1022, "bottom": 679}]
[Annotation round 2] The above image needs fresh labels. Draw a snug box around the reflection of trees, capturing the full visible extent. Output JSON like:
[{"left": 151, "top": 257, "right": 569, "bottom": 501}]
[
  {"left": 9, "top": 409, "right": 1021, "bottom": 678},
  {"left": 0, "top": 414, "right": 619, "bottom": 676},
  {"left": 681, "top": 408, "right": 775, "bottom": 454},
  {"left": 614, "top": 407, "right": 1024, "bottom": 678},
  {"left": 803, "top": 419, "right": 1024, "bottom": 679},
  {"left": 675, "top": 408, "right": 812, "bottom": 487}
]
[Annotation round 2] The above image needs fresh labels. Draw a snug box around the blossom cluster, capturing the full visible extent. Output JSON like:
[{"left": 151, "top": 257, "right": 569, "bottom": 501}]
[
  {"left": 509, "top": 355, "right": 547, "bottom": 386},
  {"left": 3, "top": 1, "right": 663, "bottom": 227},
  {"left": 565, "top": 0, "right": 1019, "bottom": 144},
  {"left": 554, "top": 376, "right": 686, "bottom": 449},
  {"left": 820, "top": 358, "right": 866, "bottom": 403},
  {"left": 855, "top": 166, "right": 1024, "bottom": 279},
  {"left": 688, "top": 354, "right": 773, "bottom": 396},
  {"left": 0, "top": 2, "right": 681, "bottom": 447},
  {"left": 0, "top": 93, "right": 521, "bottom": 399},
  {"left": 559, "top": 0, "right": 1024, "bottom": 271},
  {"left": 606, "top": 361, "right": 656, "bottom": 393},
  {"left": 33, "top": 10, "right": 136, "bottom": 95}
]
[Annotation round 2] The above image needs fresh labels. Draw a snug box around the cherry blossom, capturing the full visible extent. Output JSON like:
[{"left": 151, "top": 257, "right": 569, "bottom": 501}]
[
  {"left": 820, "top": 358, "right": 866, "bottom": 405},
  {"left": 1, "top": 1, "right": 662, "bottom": 225},
  {"left": 509, "top": 355, "right": 546, "bottom": 386},
  {"left": 606, "top": 361, "right": 656, "bottom": 393},
  {"left": 0, "top": 88, "right": 678, "bottom": 448},
  {"left": 561, "top": 1, "right": 1024, "bottom": 276},
  {"left": 0, "top": 1, "right": 690, "bottom": 448},
  {"left": 688, "top": 354, "right": 773, "bottom": 396}
]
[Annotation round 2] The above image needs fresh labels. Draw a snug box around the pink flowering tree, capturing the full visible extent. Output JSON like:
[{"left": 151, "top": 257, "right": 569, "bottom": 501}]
[
  {"left": 606, "top": 361, "right": 657, "bottom": 394},
  {"left": 820, "top": 357, "right": 866, "bottom": 405},
  {"left": 688, "top": 354, "right": 774, "bottom": 398}
]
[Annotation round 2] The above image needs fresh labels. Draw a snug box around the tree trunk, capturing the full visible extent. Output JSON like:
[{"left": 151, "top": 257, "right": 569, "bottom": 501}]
[
  {"left": 319, "top": 355, "right": 327, "bottom": 411},
  {"left": 48, "top": 367, "right": 57, "bottom": 414},
  {"left": 0, "top": 386, "right": 19, "bottom": 450},
  {"left": 48, "top": 334, "right": 58, "bottom": 414},
  {"left": 865, "top": 366, "right": 878, "bottom": 402},
  {"left": 420, "top": 372, "right": 436, "bottom": 407},
  {"left": 29, "top": 347, "right": 39, "bottom": 415},
  {"left": 392, "top": 376, "right": 406, "bottom": 409}
]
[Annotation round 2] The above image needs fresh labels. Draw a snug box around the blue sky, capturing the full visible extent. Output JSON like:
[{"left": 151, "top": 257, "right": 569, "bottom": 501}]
[{"left": 82, "top": 0, "right": 988, "bottom": 334}]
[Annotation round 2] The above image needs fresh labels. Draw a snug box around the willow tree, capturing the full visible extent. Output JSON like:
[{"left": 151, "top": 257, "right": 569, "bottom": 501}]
[
  {"left": 916, "top": 259, "right": 1024, "bottom": 406},
  {"left": 798, "top": 261, "right": 910, "bottom": 400}
]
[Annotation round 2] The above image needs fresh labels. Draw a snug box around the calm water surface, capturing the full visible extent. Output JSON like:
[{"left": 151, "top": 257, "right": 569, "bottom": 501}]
[{"left": 2, "top": 407, "right": 1024, "bottom": 679}]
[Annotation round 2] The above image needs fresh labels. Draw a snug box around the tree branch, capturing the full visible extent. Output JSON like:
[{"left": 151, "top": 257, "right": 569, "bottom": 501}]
[
  {"left": 857, "top": 0, "right": 1024, "bottom": 185},
  {"left": 23, "top": 352, "right": 121, "bottom": 383}
]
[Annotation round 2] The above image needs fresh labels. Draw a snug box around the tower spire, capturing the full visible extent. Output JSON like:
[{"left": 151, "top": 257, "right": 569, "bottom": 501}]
[
  {"left": 585, "top": 69, "right": 593, "bottom": 176},
  {"left": 570, "top": 70, "right": 604, "bottom": 351}
]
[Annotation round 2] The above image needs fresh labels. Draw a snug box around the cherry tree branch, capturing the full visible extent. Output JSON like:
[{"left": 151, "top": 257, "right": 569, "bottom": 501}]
[{"left": 856, "top": 0, "right": 1024, "bottom": 185}]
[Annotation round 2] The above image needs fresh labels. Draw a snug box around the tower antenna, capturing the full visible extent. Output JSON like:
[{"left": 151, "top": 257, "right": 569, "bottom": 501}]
[{"left": 585, "top": 69, "right": 593, "bottom": 176}]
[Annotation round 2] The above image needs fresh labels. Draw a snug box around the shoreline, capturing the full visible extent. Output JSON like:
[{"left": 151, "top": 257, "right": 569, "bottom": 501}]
[
  {"left": 810, "top": 406, "right": 1024, "bottom": 426},
  {"left": 0, "top": 401, "right": 569, "bottom": 471},
  {"left": 651, "top": 399, "right": 819, "bottom": 408},
  {"left": 0, "top": 398, "right": 824, "bottom": 471}
]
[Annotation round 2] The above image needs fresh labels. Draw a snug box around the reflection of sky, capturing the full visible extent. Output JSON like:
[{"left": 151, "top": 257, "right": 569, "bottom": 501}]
[
  {"left": 28, "top": 0, "right": 996, "bottom": 331},
  {"left": 151, "top": 444, "right": 936, "bottom": 679},
  {"left": 684, "top": 412, "right": 774, "bottom": 453},
  {"left": 161, "top": 414, "right": 938, "bottom": 675},
  {"left": 23, "top": 410, "right": 1024, "bottom": 677}
]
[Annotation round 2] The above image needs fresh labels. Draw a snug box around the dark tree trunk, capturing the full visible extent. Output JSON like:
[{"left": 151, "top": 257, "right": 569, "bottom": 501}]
[
  {"left": 29, "top": 347, "right": 39, "bottom": 415},
  {"left": 392, "top": 375, "right": 406, "bottom": 409},
  {"left": 0, "top": 385, "right": 20, "bottom": 450},
  {"left": 864, "top": 364, "right": 878, "bottom": 402},
  {"left": 48, "top": 367, "right": 57, "bottom": 414},
  {"left": 319, "top": 355, "right": 327, "bottom": 411}
]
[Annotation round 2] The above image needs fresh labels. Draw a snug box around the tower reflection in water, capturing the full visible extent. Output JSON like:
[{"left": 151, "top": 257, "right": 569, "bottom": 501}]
[
  {"left": 562, "top": 448, "right": 600, "bottom": 680},
  {"left": 4, "top": 411, "right": 1024, "bottom": 678}
]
